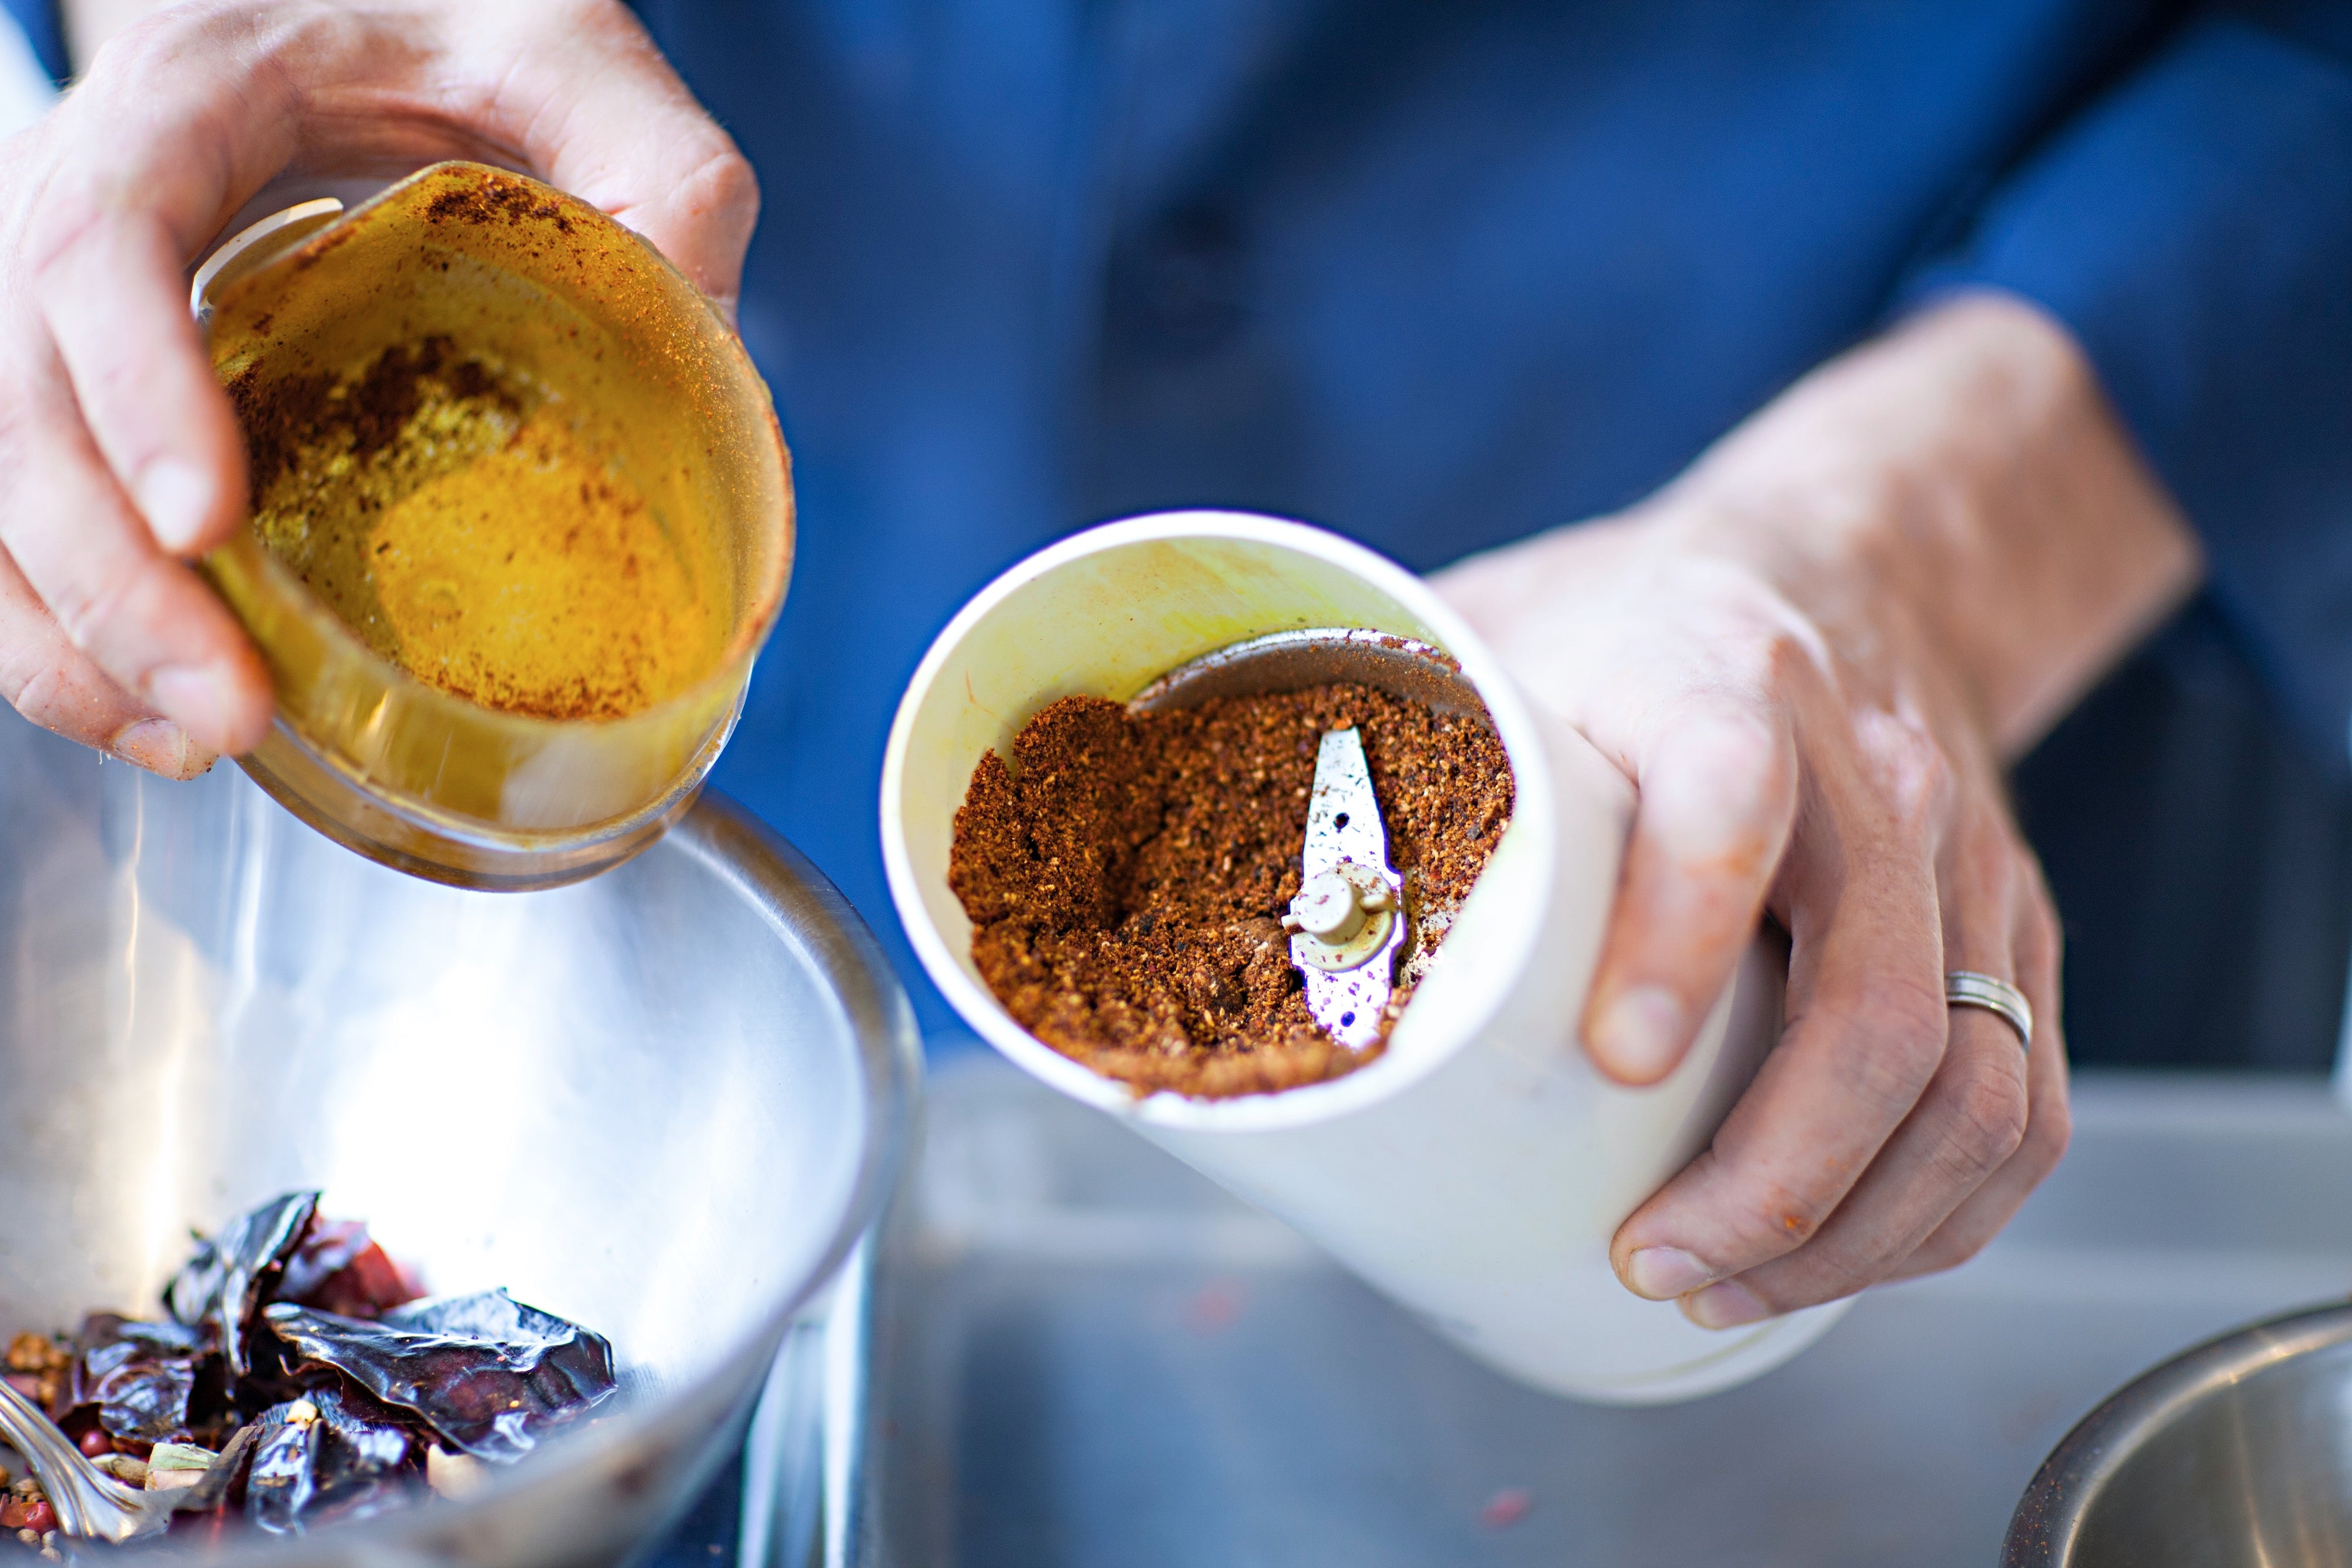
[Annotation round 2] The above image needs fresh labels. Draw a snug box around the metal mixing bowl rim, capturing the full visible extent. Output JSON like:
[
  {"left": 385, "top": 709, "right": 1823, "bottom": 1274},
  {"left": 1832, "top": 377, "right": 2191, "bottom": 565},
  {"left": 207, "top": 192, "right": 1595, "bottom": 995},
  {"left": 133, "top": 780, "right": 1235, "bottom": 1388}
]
[
  {"left": 117, "top": 790, "right": 924, "bottom": 1565},
  {"left": 2002, "top": 1296, "right": 2352, "bottom": 1567}
]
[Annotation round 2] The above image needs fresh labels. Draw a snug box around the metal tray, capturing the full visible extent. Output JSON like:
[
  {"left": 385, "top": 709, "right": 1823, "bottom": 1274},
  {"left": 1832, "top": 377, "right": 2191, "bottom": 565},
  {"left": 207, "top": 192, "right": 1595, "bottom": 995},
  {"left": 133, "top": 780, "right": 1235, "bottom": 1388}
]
[{"left": 851, "top": 1051, "right": 2352, "bottom": 1567}]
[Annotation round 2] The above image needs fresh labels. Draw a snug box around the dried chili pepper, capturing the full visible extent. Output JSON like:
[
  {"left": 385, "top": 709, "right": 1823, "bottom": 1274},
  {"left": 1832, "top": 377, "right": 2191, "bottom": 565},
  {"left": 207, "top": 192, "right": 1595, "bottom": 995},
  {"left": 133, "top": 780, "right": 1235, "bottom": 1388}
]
[
  {"left": 12, "top": 1198, "right": 616, "bottom": 1544},
  {"left": 165, "top": 1193, "right": 318, "bottom": 1379},
  {"left": 61, "top": 1316, "right": 204, "bottom": 1446},
  {"left": 264, "top": 1291, "right": 614, "bottom": 1462}
]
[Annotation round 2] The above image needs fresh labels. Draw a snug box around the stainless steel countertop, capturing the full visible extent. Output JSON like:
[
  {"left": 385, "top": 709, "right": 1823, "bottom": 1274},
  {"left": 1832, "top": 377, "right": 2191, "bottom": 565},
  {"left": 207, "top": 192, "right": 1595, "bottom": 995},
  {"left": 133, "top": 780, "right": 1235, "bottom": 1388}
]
[{"left": 864, "top": 1052, "right": 2352, "bottom": 1567}]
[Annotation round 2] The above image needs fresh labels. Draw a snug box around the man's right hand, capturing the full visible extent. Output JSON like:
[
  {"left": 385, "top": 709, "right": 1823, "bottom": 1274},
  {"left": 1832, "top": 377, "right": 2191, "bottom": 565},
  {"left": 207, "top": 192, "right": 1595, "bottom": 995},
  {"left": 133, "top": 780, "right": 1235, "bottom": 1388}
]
[{"left": 1, "top": 0, "right": 757, "bottom": 775}]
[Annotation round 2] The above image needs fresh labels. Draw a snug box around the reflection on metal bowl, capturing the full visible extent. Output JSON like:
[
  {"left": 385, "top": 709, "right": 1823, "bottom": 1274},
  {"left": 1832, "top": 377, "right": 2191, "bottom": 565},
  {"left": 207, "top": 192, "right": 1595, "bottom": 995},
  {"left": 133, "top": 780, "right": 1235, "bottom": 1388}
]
[
  {"left": 2005, "top": 1299, "right": 2352, "bottom": 1566},
  {"left": 0, "top": 713, "right": 918, "bottom": 1566}
]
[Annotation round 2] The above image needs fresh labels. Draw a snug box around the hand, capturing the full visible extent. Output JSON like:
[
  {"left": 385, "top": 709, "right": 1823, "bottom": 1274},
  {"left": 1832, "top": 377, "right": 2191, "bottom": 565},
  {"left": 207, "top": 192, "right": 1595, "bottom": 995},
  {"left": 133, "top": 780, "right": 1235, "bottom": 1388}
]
[
  {"left": 1435, "top": 293, "right": 2201, "bottom": 1326},
  {"left": 0, "top": 0, "right": 756, "bottom": 775}
]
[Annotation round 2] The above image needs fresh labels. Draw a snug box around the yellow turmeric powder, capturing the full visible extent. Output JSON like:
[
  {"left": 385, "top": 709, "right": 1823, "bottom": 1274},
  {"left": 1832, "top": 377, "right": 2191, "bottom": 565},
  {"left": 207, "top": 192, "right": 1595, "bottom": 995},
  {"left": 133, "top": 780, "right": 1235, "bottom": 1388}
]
[{"left": 233, "top": 339, "right": 721, "bottom": 721}]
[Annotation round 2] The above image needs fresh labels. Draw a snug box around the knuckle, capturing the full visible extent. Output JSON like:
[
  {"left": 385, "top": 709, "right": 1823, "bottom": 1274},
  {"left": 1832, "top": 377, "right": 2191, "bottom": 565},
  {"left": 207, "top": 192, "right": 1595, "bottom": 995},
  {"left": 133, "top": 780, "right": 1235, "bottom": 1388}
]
[
  {"left": 24, "top": 165, "right": 185, "bottom": 296},
  {"left": 1880, "top": 970, "right": 1953, "bottom": 1047},
  {"left": 1686, "top": 700, "right": 1789, "bottom": 779},
  {"left": 1787, "top": 987, "right": 1948, "bottom": 1132},
  {"left": 0, "top": 631, "right": 50, "bottom": 713},
  {"left": 1719, "top": 614, "right": 1825, "bottom": 711},
  {"left": 1653, "top": 703, "right": 1797, "bottom": 848},
  {"left": 2019, "top": 1090, "right": 2074, "bottom": 1180},
  {"left": 1866, "top": 718, "right": 1953, "bottom": 837},
  {"left": 679, "top": 141, "right": 760, "bottom": 220},
  {"left": 0, "top": 590, "right": 113, "bottom": 748},
  {"left": 1729, "top": 1169, "right": 1837, "bottom": 1254},
  {"left": 21, "top": 189, "right": 105, "bottom": 286},
  {"left": 1843, "top": 977, "right": 1952, "bottom": 1097},
  {"left": 1936, "top": 1058, "right": 2030, "bottom": 1181},
  {"left": 48, "top": 557, "right": 156, "bottom": 663},
  {"left": 80, "top": 10, "right": 162, "bottom": 78},
  {"left": 1650, "top": 1150, "right": 1843, "bottom": 1269},
  {"left": 88, "top": 0, "right": 249, "bottom": 76},
  {"left": 48, "top": 577, "right": 121, "bottom": 654},
  {"left": 5, "top": 659, "right": 94, "bottom": 741}
]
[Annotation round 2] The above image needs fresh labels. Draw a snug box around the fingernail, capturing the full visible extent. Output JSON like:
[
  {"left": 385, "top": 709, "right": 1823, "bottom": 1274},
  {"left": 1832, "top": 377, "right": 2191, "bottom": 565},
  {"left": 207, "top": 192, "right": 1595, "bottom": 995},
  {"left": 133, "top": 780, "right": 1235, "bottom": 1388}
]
[
  {"left": 1624, "top": 1247, "right": 1715, "bottom": 1299},
  {"left": 1591, "top": 986, "right": 1685, "bottom": 1080},
  {"left": 147, "top": 664, "right": 238, "bottom": 750},
  {"left": 1683, "top": 1280, "right": 1773, "bottom": 1331},
  {"left": 109, "top": 718, "right": 199, "bottom": 777},
  {"left": 134, "top": 459, "right": 215, "bottom": 554}
]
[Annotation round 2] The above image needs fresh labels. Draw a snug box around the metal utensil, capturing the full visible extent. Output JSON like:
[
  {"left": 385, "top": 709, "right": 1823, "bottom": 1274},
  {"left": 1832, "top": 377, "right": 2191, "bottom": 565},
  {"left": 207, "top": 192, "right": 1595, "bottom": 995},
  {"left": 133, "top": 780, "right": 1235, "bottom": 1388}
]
[
  {"left": 2004, "top": 1299, "right": 2352, "bottom": 1566},
  {"left": 0, "top": 710, "right": 919, "bottom": 1567},
  {"left": 1125, "top": 627, "right": 1486, "bottom": 720},
  {"left": 1282, "top": 728, "right": 1406, "bottom": 1051},
  {"left": 0, "top": 1377, "right": 173, "bottom": 1542}
]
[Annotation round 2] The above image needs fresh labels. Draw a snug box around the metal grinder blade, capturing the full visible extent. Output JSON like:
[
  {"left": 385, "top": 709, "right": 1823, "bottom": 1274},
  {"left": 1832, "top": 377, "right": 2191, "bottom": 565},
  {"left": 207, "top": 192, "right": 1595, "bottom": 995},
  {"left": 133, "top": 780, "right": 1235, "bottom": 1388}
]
[{"left": 1127, "top": 628, "right": 1490, "bottom": 1051}]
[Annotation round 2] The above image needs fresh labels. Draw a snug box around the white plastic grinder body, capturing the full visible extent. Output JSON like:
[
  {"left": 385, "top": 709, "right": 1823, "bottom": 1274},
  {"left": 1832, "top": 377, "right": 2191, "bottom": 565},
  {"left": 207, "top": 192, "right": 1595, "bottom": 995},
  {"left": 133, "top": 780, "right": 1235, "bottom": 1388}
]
[{"left": 880, "top": 510, "right": 1849, "bottom": 1403}]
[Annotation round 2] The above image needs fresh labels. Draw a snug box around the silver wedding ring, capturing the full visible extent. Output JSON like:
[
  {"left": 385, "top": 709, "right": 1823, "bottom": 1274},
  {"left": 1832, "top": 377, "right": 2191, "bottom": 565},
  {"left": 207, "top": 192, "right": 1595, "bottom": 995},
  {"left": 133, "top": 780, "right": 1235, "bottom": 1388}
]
[{"left": 1946, "top": 971, "right": 2032, "bottom": 1050}]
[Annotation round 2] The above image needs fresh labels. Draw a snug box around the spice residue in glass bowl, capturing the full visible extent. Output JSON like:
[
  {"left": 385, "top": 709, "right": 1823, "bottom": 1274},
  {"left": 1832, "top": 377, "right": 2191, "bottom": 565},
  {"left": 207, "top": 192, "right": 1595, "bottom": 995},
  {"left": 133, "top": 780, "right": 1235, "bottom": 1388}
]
[{"left": 226, "top": 337, "right": 722, "bottom": 721}]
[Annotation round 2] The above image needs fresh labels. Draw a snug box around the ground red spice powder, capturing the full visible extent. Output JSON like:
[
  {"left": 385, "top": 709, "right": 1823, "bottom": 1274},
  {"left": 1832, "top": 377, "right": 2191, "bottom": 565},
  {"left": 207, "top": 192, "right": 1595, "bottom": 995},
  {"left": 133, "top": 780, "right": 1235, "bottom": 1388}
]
[{"left": 950, "top": 683, "right": 1514, "bottom": 1099}]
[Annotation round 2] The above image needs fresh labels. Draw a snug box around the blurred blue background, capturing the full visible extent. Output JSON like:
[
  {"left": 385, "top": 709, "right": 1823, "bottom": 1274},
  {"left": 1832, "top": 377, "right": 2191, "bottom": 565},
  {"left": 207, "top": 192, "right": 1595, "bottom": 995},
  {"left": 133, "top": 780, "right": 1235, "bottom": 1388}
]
[{"left": 7, "top": 0, "right": 2351, "bottom": 1069}]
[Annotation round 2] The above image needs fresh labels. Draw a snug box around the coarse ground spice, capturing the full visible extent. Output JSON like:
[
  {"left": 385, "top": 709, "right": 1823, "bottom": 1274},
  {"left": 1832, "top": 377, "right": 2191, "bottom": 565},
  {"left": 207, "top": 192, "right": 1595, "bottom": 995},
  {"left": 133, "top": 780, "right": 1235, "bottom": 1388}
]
[
  {"left": 950, "top": 683, "right": 1514, "bottom": 1099},
  {"left": 227, "top": 337, "right": 720, "bottom": 720}
]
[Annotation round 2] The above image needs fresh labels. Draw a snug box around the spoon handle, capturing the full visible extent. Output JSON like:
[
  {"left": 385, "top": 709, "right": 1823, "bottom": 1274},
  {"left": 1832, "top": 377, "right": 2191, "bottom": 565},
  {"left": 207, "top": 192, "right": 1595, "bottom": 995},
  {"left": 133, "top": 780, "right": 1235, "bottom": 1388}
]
[{"left": 0, "top": 1375, "right": 162, "bottom": 1541}]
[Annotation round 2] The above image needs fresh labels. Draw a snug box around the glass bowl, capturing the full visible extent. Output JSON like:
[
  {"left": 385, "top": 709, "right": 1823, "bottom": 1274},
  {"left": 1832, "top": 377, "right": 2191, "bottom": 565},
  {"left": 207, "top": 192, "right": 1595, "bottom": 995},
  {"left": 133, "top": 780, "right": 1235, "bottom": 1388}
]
[{"left": 196, "top": 162, "right": 793, "bottom": 890}]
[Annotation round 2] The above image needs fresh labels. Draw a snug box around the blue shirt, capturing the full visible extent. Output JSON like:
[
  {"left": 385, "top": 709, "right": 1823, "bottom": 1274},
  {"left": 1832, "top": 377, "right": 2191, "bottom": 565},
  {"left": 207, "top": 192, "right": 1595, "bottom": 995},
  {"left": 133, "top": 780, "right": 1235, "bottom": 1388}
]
[{"left": 13, "top": 1, "right": 2352, "bottom": 1042}]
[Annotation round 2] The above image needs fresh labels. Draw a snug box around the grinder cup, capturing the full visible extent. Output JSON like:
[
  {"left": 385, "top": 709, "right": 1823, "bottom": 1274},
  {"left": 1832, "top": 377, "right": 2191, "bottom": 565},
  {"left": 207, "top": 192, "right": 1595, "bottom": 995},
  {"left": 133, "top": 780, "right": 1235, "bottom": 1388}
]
[
  {"left": 194, "top": 162, "right": 793, "bottom": 891},
  {"left": 881, "top": 511, "right": 1849, "bottom": 1403}
]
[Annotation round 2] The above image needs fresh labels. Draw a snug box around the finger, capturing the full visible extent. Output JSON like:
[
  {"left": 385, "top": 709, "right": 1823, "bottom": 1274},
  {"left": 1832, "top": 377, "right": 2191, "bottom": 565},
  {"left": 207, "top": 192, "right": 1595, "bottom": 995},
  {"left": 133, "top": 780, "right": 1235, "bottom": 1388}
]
[
  {"left": 32, "top": 202, "right": 248, "bottom": 556},
  {"left": 0, "top": 355, "right": 271, "bottom": 754},
  {"left": 0, "top": 541, "right": 215, "bottom": 778},
  {"left": 26, "top": 14, "right": 308, "bottom": 558},
  {"left": 1582, "top": 701, "right": 1798, "bottom": 1084},
  {"left": 483, "top": 1, "right": 760, "bottom": 310},
  {"left": 1682, "top": 817, "right": 2031, "bottom": 1322},
  {"left": 1685, "top": 1010, "right": 2020, "bottom": 1322},
  {"left": 1888, "top": 858, "right": 2071, "bottom": 1279},
  {"left": 1609, "top": 738, "right": 1947, "bottom": 1306}
]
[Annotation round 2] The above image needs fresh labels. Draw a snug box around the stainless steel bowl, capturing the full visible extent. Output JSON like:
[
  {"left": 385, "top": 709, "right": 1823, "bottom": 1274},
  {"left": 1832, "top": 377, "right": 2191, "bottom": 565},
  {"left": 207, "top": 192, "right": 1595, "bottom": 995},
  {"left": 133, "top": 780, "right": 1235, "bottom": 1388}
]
[
  {"left": 2006, "top": 1299, "right": 2352, "bottom": 1566},
  {"left": 0, "top": 713, "right": 920, "bottom": 1566}
]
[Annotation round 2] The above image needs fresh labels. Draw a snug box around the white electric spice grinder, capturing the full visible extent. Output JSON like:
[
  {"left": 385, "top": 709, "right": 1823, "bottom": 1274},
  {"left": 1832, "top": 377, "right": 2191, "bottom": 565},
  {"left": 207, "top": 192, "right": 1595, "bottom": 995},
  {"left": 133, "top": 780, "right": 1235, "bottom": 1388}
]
[{"left": 880, "top": 511, "right": 1848, "bottom": 1403}]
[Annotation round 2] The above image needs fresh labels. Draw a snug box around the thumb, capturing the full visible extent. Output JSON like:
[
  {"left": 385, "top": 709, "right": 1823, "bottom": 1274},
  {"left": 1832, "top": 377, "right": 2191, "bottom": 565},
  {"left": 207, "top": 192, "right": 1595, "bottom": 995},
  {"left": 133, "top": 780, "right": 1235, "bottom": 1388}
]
[{"left": 483, "top": 2, "right": 760, "bottom": 312}]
